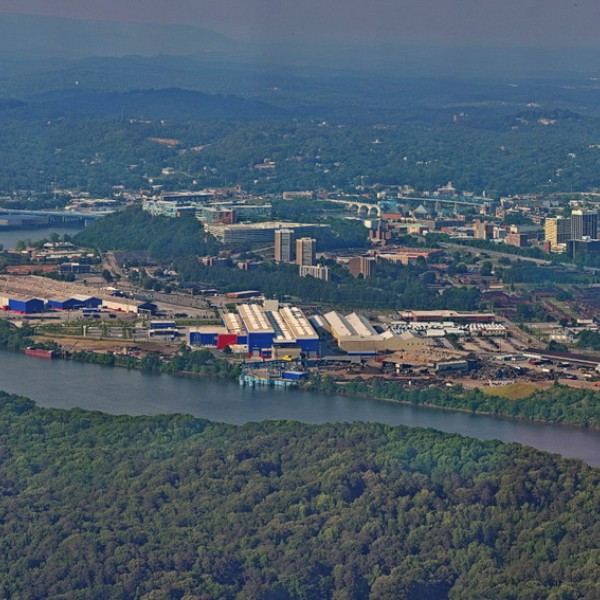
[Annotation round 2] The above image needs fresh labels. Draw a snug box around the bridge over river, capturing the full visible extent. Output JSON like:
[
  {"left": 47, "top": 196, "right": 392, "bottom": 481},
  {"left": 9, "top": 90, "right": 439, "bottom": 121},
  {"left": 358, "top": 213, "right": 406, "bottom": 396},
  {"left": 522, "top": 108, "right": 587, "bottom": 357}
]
[
  {"left": 0, "top": 209, "right": 106, "bottom": 225},
  {"left": 322, "top": 195, "right": 491, "bottom": 217}
]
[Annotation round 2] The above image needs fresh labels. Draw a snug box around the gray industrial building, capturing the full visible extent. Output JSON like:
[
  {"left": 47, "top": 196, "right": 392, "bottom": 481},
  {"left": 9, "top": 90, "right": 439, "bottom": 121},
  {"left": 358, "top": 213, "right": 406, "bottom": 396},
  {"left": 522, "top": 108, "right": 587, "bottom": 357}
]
[{"left": 206, "top": 222, "right": 328, "bottom": 244}]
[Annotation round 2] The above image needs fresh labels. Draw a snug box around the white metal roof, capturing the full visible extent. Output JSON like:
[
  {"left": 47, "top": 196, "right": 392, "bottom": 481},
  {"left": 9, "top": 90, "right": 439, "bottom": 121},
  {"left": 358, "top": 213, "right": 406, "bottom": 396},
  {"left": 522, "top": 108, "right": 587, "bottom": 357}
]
[
  {"left": 238, "top": 304, "right": 274, "bottom": 334},
  {"left": 279, "top": 306, "right": 318, "bottom": 340},
  {"left": 346, "top": 312, "right": 378, "bottom": 337}
]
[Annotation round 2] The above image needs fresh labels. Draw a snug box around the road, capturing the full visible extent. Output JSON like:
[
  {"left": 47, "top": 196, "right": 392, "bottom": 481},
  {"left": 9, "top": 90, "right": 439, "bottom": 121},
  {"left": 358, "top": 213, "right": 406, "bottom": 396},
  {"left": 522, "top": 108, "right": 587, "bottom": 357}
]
[
  {"left": 441, "top": 242, "right": 553, "bottom": 266},
  {"left": 443, "top": 241, "right": 600, "bottom": 273},
  {"left": 103, "top": 251, "right": 125, "bottom": 279}
]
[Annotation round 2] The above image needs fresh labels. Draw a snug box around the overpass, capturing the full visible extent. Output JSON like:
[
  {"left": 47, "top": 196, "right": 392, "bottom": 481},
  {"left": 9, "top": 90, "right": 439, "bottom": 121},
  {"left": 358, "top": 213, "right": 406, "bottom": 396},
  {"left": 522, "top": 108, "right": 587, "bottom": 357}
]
[{"left": 441, "top": 242, "right": 553, "bottom": 266}]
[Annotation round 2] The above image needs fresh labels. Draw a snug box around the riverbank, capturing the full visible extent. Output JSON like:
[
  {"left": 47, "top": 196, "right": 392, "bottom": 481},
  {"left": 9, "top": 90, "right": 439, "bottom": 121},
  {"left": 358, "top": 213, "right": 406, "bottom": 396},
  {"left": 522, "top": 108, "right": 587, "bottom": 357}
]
[
  {"left": 43, "top": 344, "right": 600, "bottom": 429},
  {"left": 0, "top": 224, "right": 85, "bottom": 250},
  {"left": 328, "top": 386, "right": 600, "bottom": 432},
  {"left": 70, "top": 347, "right": 241, "bottom": 380},
  {"left": 4, "top": 315, "right": 600, "bottom": 429},
  {"left": 302, "top": 374, "right": 600, "bottom": 430},
  {"left": 2, "top": 347, "right": 599, "bottom": 465},
  {"left": 35, "top": 347, "right": 600, "bottom": 429}
]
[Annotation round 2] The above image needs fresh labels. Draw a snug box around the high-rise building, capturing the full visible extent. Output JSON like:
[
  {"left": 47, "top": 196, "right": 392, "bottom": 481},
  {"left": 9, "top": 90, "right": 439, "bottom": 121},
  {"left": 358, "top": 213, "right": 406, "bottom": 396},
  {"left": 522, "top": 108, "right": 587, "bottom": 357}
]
[
  {"left": 571, "top": 210, "right": 598, "bottom": 240},
  {"left": 544, "top": 216, "right": 571, "bottom": 248},
  {"left": 567, "top": 238, "right": 600, "bottom": 258},
  {"left": 348, "top": 256, "right": 375, "bottom": 278},
  {"left": 274, "top": 229, "right": 294, "bottom": 263},
  {"left": 296, "top": 237, "right": 316, "bottom": 266}
]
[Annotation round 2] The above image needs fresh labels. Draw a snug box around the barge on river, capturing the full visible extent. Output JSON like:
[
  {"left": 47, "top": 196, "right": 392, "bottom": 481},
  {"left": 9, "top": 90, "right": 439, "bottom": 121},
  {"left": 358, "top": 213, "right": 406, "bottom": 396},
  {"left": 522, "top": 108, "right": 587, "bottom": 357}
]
[{"left": 25, "top": 347, "right": 57, "bottom": 359}]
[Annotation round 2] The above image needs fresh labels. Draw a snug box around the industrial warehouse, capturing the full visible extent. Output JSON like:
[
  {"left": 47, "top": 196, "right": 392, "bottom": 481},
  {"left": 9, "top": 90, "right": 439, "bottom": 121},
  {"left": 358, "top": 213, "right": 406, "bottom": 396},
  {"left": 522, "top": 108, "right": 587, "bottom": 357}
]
[
  {"left": 322, "top": 310, "right": 505, "bottom": 355},
  {"left": 204, "top": 221, "right": 329, "bottom": 244},
  {"left": 0, "top": 274, "right": 508, "bottom": 371},
  {"left": 0, "top": 275, "right": 156, "bottom": 314},
  {"left": 189, "top": 300, "right": 320, "bottom": 358}
]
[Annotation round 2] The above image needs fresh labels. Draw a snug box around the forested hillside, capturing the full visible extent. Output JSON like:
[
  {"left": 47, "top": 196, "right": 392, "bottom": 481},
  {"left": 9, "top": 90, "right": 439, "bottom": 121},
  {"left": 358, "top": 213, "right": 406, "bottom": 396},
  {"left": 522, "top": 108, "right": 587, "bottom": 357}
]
[
  {"left": 0, "top": 392, "right": 598, "bottom": 599},
  {"left": 4, "top": 91, "right": 600, "bottom": 196},
  {"left": 74, "top": 207, "right": 219, "bottom": 260}
]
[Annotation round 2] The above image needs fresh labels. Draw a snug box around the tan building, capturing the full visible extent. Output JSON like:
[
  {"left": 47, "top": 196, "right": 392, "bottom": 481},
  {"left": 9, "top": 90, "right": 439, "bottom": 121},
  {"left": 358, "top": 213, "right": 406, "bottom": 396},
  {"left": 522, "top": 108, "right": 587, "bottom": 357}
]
[
  {"left": 544, "top": 216, "right": 571, "bottom": 249},
  {"left": 473, "top": 219, "right": 494, "bottom": 240},
  {"left": 504, "top": 232, "right": 529, "bottom": 248},
  {"left": 401, "top": 310, "right": 495, "bottom": 323},
  {"left": 377, "top": 248, "right": 442, "bottom": 266},
  {"left": 323, "top": 311, "right": 433, "bottom": 354},
  {"left": 348, "top": 256, "right": 375, "bottom": 278}
]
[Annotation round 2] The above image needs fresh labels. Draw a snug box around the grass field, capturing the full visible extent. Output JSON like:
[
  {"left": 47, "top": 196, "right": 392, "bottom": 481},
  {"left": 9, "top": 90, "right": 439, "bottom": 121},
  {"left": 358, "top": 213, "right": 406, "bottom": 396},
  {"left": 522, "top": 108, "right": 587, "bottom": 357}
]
[{"left": 483, "top": 382, "right": 548, "bottom": 400}]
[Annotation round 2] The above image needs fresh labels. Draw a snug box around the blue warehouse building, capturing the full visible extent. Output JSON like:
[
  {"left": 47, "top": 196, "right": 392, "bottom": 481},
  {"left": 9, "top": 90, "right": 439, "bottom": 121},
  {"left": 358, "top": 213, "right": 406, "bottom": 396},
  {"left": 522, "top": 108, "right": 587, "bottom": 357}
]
[
  {"left": 48, "top": 295, "right": 102, "bottom": 311},
  {"left": 189, "top": 330, "right": 219, "bottom": 346},
  {"left": 190, "top": 302, "right": 320, "bottom": 359},
  {"left": 0, "top": 276, "right": 106, "bottom": 315},
  {"left": 8, "top": 296, "right": 45, "bottom": 314}
]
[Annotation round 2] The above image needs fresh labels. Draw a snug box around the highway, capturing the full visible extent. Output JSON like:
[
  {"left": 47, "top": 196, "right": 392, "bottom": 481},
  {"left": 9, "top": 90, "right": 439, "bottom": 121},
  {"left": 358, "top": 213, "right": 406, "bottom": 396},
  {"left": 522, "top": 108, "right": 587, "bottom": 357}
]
[{"left": 440, "top": 242, "right": 554, "bottom": 266}]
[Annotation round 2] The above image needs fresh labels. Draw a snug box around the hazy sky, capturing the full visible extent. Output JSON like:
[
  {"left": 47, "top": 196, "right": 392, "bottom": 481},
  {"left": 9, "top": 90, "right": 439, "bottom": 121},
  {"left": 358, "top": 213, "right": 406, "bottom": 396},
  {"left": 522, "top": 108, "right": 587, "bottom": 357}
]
[{"left": 1, "top": 0, "right": 599, "bottom": 46}]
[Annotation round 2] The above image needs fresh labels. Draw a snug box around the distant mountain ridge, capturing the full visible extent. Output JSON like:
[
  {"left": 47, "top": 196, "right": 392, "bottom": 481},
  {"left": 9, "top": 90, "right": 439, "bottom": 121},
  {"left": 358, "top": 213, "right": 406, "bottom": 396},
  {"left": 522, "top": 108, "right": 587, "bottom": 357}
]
[
  {"left": 2, "top": 12, "right": 600, "bottom": 80},
  {"left": 32, "top": 87, "right": 286, "bottom": 120},
  {"left": 0, "top": 13, "right": 241, "bottom": 59}
]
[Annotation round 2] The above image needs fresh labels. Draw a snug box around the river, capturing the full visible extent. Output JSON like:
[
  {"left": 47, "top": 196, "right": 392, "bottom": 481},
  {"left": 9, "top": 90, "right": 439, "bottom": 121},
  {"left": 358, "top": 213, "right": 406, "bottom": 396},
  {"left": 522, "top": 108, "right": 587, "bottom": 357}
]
[
  {"left": 0, "top": 225, "right": 85, "bottom": 250},
  {"left": 1, "top": 350, "right": 599, "bottom": 466}
]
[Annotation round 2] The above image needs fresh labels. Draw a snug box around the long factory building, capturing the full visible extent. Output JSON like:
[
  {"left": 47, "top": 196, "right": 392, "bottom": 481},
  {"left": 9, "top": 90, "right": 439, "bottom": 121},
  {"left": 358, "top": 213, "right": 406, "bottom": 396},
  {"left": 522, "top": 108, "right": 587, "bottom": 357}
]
[
  {"left": 0, "top": 275, "right": 156, "bottom": 314},
  {"left": 399, "top": 310, "right": 496, "bottom": 323},
  {"left": 204, "top": 221, "right": 329, "bottom": 244},
  {"left": 323, "top": 310, "right": 404, "bottom": 354},
  {"left": 190, "top": 301, "right": 320, "bottom": 358},
  {"left": 322, "top": 310, "right": 499, "bottom": 355}
]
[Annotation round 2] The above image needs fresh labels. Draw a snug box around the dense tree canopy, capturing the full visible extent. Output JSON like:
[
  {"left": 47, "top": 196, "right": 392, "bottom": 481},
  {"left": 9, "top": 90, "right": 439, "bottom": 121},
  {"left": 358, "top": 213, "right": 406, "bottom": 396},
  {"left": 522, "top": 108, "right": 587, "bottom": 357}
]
[
  {"left": 5, "top": 101, "right": 600, "bottom": 196},
  {"left": 306, "top": 377, "right": 600, "bottom": 428},
  {"left": 576, "top": 330, "right": 600, "bottom": 352},
  {"left": 0, "top": 319, "right": 33, "bottom": 350},
  {"left": 75, "top": 207, "right": 219, "bottom": 260},
  {"left": 0, "top": 392, "right": 598, "bottom": 599}
]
